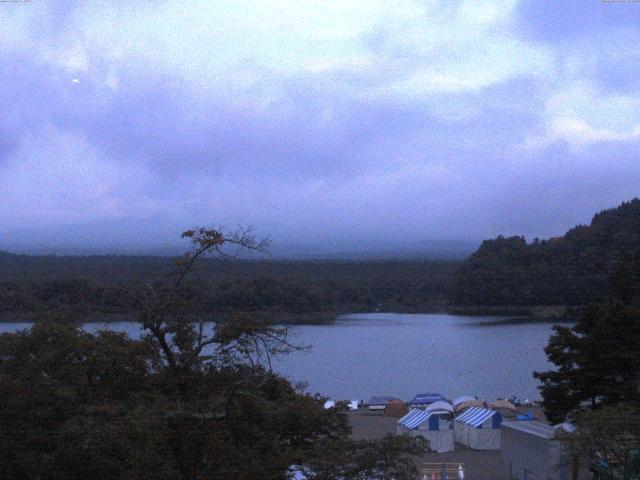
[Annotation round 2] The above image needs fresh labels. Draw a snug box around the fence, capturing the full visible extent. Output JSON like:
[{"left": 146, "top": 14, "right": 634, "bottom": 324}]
[{"left": 421, "top": 463, "right": 465, "bottom": 480}]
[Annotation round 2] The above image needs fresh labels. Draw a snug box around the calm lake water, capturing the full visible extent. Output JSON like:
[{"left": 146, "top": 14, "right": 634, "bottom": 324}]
[{"left": 0, "top": 313, "right": 557, "bottom": 402}]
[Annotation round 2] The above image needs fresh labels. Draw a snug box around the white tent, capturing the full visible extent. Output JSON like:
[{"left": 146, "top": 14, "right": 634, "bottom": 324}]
[
  {"left": 425, "top": 401, "right": 454, "bottom": 414},
  {"left": 454, "top": 407, "right": 502, "bottom": 450},
  {"left": 397, "top": 409, "right": 454, "bottom": 453}
]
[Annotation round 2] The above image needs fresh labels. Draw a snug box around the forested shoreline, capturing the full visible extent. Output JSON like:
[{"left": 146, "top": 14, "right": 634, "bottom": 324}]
[
  {"left": 452, "top": 198, "right": 640, "bottom": 309},
  {"left": 0, "top": 253, "right": 458, "bottom": 323},
  {"left": 3, "top": 198, "right": 639, "bottom": 324}
]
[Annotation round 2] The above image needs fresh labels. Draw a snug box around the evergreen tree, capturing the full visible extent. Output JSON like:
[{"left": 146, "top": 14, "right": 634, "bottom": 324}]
[
  {"left": 535, "top": 250, "right": 640, "bottom": 423},
  {"left": 453, "top": 198, "right": 640, "bottom": 307}
]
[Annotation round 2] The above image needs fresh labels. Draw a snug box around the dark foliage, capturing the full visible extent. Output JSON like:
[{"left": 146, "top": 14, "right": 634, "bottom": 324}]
[
  {"left": 0, "top": 228, "right": 423, "bottom": 479},
  {"left": 453, "top": 199, "right": 640, "bottom": 307},
  {"left": 0, "top": 322, "right": 352, "bottom": 479},
  {"left": 0, "top": 254, "right": 458, "bottom": 323},
  {"left": 534, "top": 249, "right": 640, "bottom": 423},
  {"left": 297, "top": 435, "right": 425, "bottom": 479},
  {"left": 561, "top": 404, "right": 640, "bottom": 478}
]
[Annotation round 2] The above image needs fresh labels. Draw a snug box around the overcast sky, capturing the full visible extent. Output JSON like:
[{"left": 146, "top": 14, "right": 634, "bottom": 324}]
[{"left": 1, "top": 1, "right": 640, "bottom": 253}]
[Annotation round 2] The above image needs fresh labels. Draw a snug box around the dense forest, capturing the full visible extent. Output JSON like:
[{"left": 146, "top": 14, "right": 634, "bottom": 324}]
[
  {"left": 452, "top": 199, "right": 640, "bottom": 308},
  {"left": 3, "top": 199, "right": 639, "bottom": 323},
  {"left": 0, "top": 252, "right": 458, "bottom": 323}
]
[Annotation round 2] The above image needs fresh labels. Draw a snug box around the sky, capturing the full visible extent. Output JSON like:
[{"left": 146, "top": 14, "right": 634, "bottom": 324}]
[{"left": 1, "top": 0, "right": 640, "bottom": 255}]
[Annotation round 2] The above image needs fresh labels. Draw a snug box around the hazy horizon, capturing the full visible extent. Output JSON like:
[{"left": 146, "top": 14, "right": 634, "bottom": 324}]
[
  {"left": 0, "top": 195, "right": 628, "bottom": 258},
  {"left": 0, "top": 218, "right": 480, "bottom": 259}
]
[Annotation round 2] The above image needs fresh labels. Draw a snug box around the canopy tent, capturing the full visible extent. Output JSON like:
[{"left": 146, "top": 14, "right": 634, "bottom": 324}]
[
  {"left": 367, "top": 396, "right": 396, "bottom": 410},
  {"left": 454, "top": 407, "right": 502, "bottom": 450},
  {"left": 407, "top": 393, "right": 446, "bottom": 407},
  {"left": 397, "top": 409, "right": 454, "bottom": 453},
  {"left": 425, "top": 401, "right": 454, "bottom": 414},
  {"left": 489, "top": 399, "right": 517, "bottom": 419},
  {"left": 454, "top": 399, "right": 484, "bottom": 413},
  {"left": 452, "top": 396, "right": 476, "bottom": 408},
  {"left": 384, "top": 399, "right": 409, "bottom": 417}
]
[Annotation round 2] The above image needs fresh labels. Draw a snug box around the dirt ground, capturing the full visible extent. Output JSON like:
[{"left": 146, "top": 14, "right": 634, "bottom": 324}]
[{"left": 348, "top": 409, "right": 511, "bottom": 480}]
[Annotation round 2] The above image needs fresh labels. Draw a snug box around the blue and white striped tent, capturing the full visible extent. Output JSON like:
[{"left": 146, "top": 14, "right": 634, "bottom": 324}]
[
  {"left": 454, "top": 407, "right": 502, "bottom": 450},
  {"left": 456, "top": 407, "right": 503, "bottom": 428},
  {"left": 398, "top": 409, "right": 439, "bottom": 430},
  {"left": 397, "top": 409, "right": 454, "bottom": 452}
]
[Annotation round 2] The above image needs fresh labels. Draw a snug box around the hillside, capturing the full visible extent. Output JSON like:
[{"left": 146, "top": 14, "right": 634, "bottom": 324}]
[{"left": 452, "top": 199, "right": 640, "bottom": 307}]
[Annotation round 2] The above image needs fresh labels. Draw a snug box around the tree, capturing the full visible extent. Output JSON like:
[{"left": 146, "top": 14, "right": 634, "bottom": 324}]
[
  {"left": 534, "top": 248, "right": 640, "bottom": 423},
  {"left": 557, "top": 404, "right": 640, "bottom": 479},
  {"left": 534, "top": 301, "right": 640, "bottom": 423},
  {"left": 0, "top": 322, "right": 159, "bottom": 480},
  {"left": 452, "top": 198, "right": 640, "bottom": 307},
  {"left": 296, "top": 435, "right": 424, "bottom": 480},
  {"left": 0, "top": 227, "right": 422, "bottom": 479}
]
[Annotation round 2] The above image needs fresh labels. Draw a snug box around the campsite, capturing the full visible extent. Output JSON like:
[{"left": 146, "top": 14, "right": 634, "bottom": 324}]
[{"left": 336, "top": 393, "right": 589, "bottom": 479}]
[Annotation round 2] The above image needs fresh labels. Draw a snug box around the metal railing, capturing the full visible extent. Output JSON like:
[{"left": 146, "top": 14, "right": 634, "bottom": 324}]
[{"left": 421, "top": 463, "right": 465, "bottom": 480}]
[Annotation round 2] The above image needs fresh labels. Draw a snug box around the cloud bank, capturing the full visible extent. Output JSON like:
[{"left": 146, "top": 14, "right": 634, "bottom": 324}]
[{"left": 1, "top": 0, "right": 639, "bottom": 252}]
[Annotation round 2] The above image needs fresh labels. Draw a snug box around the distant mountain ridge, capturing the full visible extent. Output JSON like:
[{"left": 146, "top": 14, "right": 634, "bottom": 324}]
[
  {"left": 0, "top": 216, "right": 477, "bottom": 260},
  {"left": 452, "top": 198, "right": 640, "bottom": 307}
]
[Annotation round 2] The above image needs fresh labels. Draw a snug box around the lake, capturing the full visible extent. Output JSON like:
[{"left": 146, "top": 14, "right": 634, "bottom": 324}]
[{"left": 0, "top": 313, "right": 557, "bottom": 402}]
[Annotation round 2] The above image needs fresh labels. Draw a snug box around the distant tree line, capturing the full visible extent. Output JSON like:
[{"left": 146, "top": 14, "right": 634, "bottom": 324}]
[
  {"left": 5, "top": 198, "right": 640, "bottom": 323},
  {"left": 452, "top": 199, "right": 640, "bottom": 307},
  {"left": 0, "top": 253, "right": 457, "bottom": 323}
]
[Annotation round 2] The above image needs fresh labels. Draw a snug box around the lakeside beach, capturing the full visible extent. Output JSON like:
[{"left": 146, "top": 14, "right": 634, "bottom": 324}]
[{"left": 348, "top": 402, "right": 546, "bottom": 479}]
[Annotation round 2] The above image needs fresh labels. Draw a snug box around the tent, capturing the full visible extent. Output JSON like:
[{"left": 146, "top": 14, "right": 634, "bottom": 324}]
[
  {"left": 452, "top": 395, "right": 476, "bottom": 408},
  {"left": 454, "top": 407, "right": 502, "bottom": 450},
  {"left": 397, "top": 409, "right": 454, "bottom": 453},
  {"left": 454, "top": 399, "right": 484, "bottom": 413},
  {"left": 384, "top": 399, "right": 409, "bottom": 417},
  {"left": 425, "top": 401, "right": 454, "bottom": 415},
  {"left": 489, "top": 400, "right": 517, "bottom": 419},
  {"left": 367, "top": 396, "right": 396, "bottom": 410},
  {"left": 407, "top": 393, "right": 446, "bottom": 407}
]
